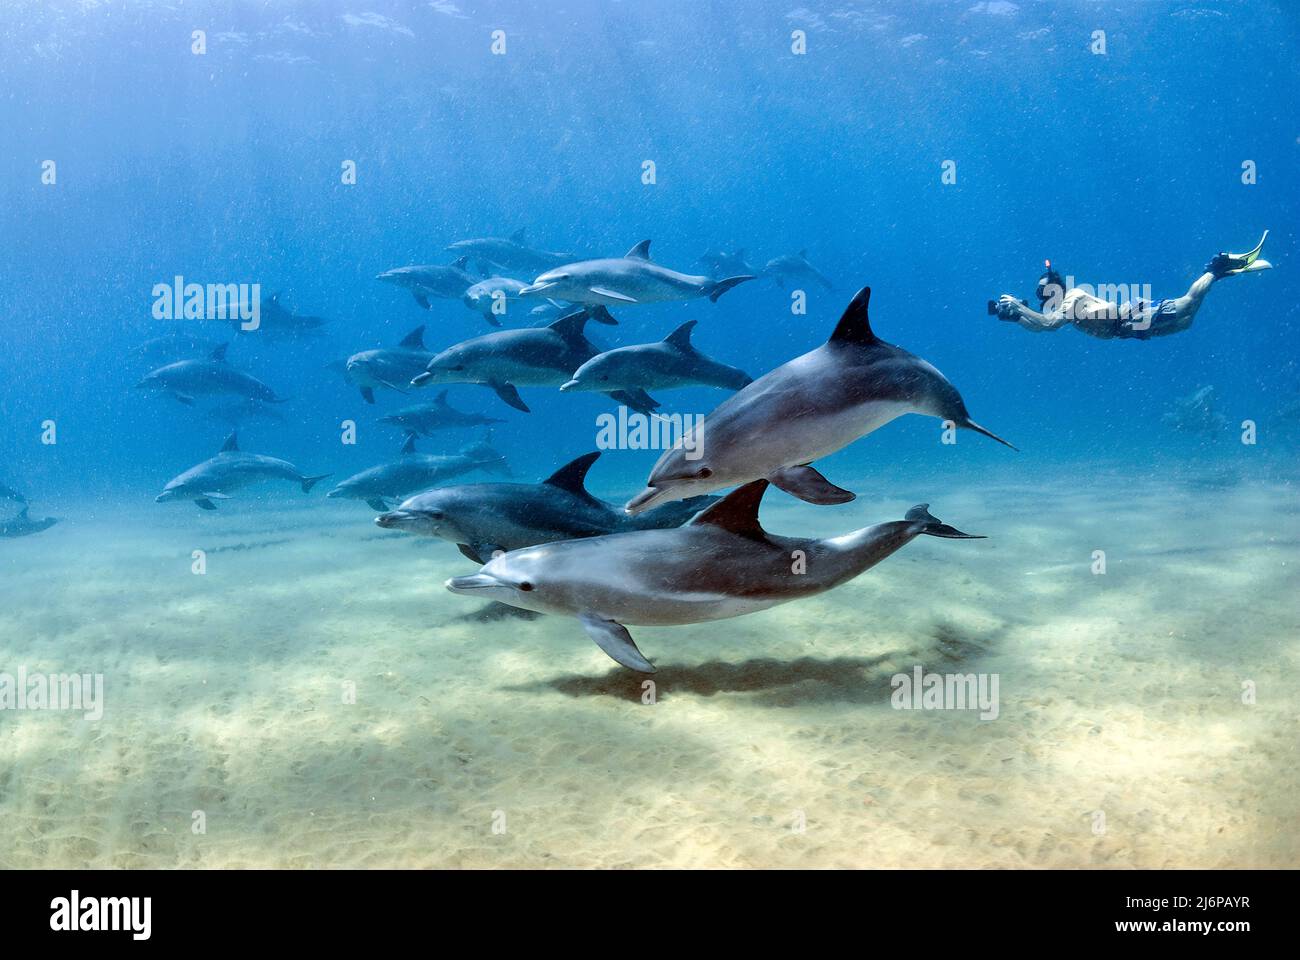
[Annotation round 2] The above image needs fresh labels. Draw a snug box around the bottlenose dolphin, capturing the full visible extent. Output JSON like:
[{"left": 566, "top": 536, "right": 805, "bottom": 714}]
[
  {"left": 561, "top": 320, "right": 752, "bottom": 404},
  {"left": 763, "top": 250, "right": 834, "bottom": 290},
  {"left": 346, "top": 325, "right": 433, "bottom": 404},
  {"left": 462, "top": 277, "right": 529, "bottom": 327},
  {"left": 156, "top": 433, "right": 330, "bottom": 510},
  {"left": 518, "top": 241, "right": 754, "bottom": 307},
  {"left": 447, "top": 479, "right": 983, "bottom": 673},
  {"left": 625, "top": 287, "right": 1015, "bottom": 514},
  {"left": 375, "top": 450, "right": 716, "bottom": 560},
  {"left": 202, "top": 398, "right": 287, "bottom": 428},
  {"left": 243, "top": 293, "right": 330, "bottom": 339},
  {"left": 697, "top": 248, "right": 757, "bottom": 279},
  {"left": 136, "top": 344, "right": 287, "bottom": 405},
  {"left": 447, "top": 229, "right": 575, "bottom": 278},
  {"left": 0, "top": 505, "right": 58, "bottom": 539},
  {"left": 130, "top": 333, "right": 224, "bottom": 367},
  {"left": 326, "top": 433, "right": 510, "bottom": 511},
  {"left": 1162, "top": 385, "right": 1228, "bottom": 433},
  {"left": 379, "top": 390, "right": 506, "bottom": 435},
  {"left": 409, "top": 307, "right": 659, "bottom": 414},
  {"left": 377, "top": 259, "right": 477, "bottom": 310}
]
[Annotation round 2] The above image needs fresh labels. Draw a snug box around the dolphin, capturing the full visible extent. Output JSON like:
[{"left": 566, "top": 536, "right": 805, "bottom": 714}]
[
  {"left": 156, "top": 433, "right": 330, "bottom": 510},
  {"left": 345, "top": 325, "right": 433, "bottom": 404},
  {"left": 625, "top": 287, "right": 1015, "bottom": 514},
  {"left": 447, "top": 479, "right": 983, "bottom": 673},
  {"left": 243, "top": 293, "right": 330, "bottom": 339},
  {"left": 202, "top": 398, "right": 287, "bottom": 428},
  {"left": 518, "top": 241, "right": 754, "bottom": 307},
  {"left": 763, "top": 250, "right": 834, "bottom": 290},
  {"left": 462, "top": 277, "right": 529, "bottom": 327},
  {"left": 409, "top": 307, "right": 659, "bottom": 415},
  {"left": 561, "top": 320, "right": 752, "bottom": 405},
  {"left": 447, "top": 230, "right": 576, "bottom": 279},
  {"left": 136, "top": 344, "right": 287, "bottom": 406},
  {"left": 377, "top": 258, "right": 477, "bottom": 310},
  {"left": 375, "top": 450, "right": 717, "bottom": 560},
  {"left": 378, "top": 390, "right": 506, "bottom": 435},
  {"left": 1162, "top": 385, "right": 1228, "bottom": 433},
  {"left": 130, "top": 332, "right": 224, "bottom": 367},
  {"left": 697, "top": 248, "right": 757, "bottom": 280},
  {"left": 0, "top": 505, "right": 58, "bottom": 539},
  {"left": 326, "top": 433, "right": 511, "bottom": 511}
]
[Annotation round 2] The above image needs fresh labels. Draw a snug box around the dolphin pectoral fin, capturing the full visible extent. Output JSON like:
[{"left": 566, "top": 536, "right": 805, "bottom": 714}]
[
  {"left": 194, "top": 498, "right": 218, "bottom": 511},
  {"left": 366, "top": 498, "right": 390, "bottom": 511},
  {"left": 171, "top": 392, "right": 196, "bottom": 406},
  {"left": 359, "top": 386, "right": 376, "bottom": 404},
  {"left": 769, "top": 465, "right": 856, "bottom": 505},
  {"left": 412, "top": 292, "right": 431, "bottom": 310},
  {"left": 578, "top": 613, "right": 656, "bottom": 673},
  {"left": 483, "top": 313, "right": 503, "bottom": 327},
  {"left": 606, "top": 389, "right": 660, "bottom": 415},
  {"left": 457, "top": 543, "right": 486, "bottom": 564},
  {"left": 589, "top": 286, "right": 637, "bottom": 304},
  {"left": 489, "top": 382, "right": 530, "bottom": 413}
]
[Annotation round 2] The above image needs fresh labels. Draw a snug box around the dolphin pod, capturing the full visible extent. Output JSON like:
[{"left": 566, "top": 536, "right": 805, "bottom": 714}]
[
  {"left": 447, "top": 479, "right": 983, "bottom": 673},
  {"left": 625, "top": 286, "right": 1014, "bottom": 514}
]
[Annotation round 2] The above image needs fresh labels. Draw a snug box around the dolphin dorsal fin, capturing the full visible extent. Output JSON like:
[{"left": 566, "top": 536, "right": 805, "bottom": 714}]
[
  {"left": 625, "top": 240, "right": 652, "bottom": 261},
  {"left": 828, "top": 287, "right": 876, "bottom": 346},
  {"left": 510, "top": 228, "right": 526, "bottom": 244},
  {"left": 548, "top": 308, "right": 592, "bottom": 343},
  {"left": 543, "top": 451, "right": 602, "bottom": 500},
  {"left": 220, "top": 432, "right": 239, "bottom": 453},
  {"left": 209, "top": 343, "right": 230, "bottom": 362},
  {"left": 689, "top": 480, "right": 770, "bottom": 540},
  {"left": 433, "top": 389, "right": 450, "bottom": 407},
  {"left": 399, "top": 433, "right": 418, "bottom": 456},
  {"left": 398, "top": 325, "right": 426, "bottom": 349},
  {"left": 663, "top": 320, "right": 698, "bottom": 351}
]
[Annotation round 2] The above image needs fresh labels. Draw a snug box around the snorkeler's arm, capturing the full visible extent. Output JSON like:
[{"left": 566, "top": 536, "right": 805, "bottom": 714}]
[{"left": 995, "top": 295, "right": 1068, "bottom": 332}]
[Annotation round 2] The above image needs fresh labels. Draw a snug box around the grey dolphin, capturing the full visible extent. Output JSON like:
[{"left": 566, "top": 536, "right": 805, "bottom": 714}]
[
  {"left": 560, "top": 320, "right": 752, "bottom": 405},
  {"left": 379, "top": 390, "right": 506, "bottom": 435},
  {"left": 1162, "top": 385, "right": 1228, "bottom": 433},
  {"left": 202, "top": 398, "right": 287, "bottom": 428},
  {"left": 156, "top": 433, "right": 330, "bottom": 510},
  {"left": 136, "top": 344, "right": 286, "bottom": 406},
  {"left": 447, "top": 229, "right": 575, "bottom": 278},
  {"left": 245, "top": 293, "right": 330, "bottom": 339},
  {"left": 345, "top": 325, "right": 433, "bottom": 404},
  {"left": 518, "top": 241, "right": 754, "bottom": 307},
  {"left": 624, "top": 287, "right": 1015, "bottom": 514},
  {"left": 0, "top": 505, "right": 58, "bottom": 539},
  {"left": 130, "top": 332, "right": 224, "bottom": 367},
  {"left": 447, "top": 480, "right": 983, "bottom": 673},
  {"left": 462, "top": 277, "right": 529, "bottom": 327},
  {"left": 697, "top": 248, "right": 757, "bottom": 279},
  {"left": 409, "top": 307, "right": 659, "bottom": 415},
  {"left": 326, "top": 432, "right": 511, "bottom": 511},
  {"left": 375, "top": 450, "right": 716, "bottom": 560},
  {"left": 763, "top": 250, "right": 834, "bottom": 290},
  {"left": 377, "top": 258, "right": 478, "bottom": 310}
]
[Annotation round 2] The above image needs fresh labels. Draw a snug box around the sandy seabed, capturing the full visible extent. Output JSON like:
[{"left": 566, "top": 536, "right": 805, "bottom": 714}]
[{"left": 0, "top": 468, "right": 1296, "bottom": 869}]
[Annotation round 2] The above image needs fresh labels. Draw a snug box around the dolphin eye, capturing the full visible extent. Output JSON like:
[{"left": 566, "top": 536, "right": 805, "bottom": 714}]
[{"left": 518, "top": 581, "right": 534, "bottom": 592}]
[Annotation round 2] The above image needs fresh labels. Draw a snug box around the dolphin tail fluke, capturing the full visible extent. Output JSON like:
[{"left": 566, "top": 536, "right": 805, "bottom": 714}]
[
  {"left": 961, "top": 418, "right": 1018, "bottom": 451},
  {"left": 905, "top": 504, "right": 986, "bottom": 540},
  {"left": 301, "top": 474, "right": 332, "bottom": 494},
  {"left": 769, "top": 464, "right": 856, "bottom": 505},
  {"left": 579, "top": 613, "right": 656, "bottom": 673},
  {"left": 706, "top": 275, "right": 755, "bottom": 303}
]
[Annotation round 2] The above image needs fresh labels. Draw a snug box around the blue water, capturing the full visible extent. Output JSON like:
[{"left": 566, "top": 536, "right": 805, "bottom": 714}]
[{"left": 3, "top": 0, "right": 1295, "bottom": 503}]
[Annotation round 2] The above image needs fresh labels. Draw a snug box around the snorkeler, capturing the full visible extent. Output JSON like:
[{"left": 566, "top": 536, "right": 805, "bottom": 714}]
[{"left": 988, "top": 232, "right": 1272, "bottom": 340}]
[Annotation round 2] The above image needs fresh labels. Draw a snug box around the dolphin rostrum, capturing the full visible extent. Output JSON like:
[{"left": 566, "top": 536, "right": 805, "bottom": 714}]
[
  {"left": 136, "top": 344, "right": 287, "bottom": 406},
  {"left": 447, "top": 479, "right": 983, "bottom": 673},
  {"left": 560, "top": 320, "right": 752, "bottom": 405},
  {"left": 379, "top": 390, "right": 507, "bottom": 435},
  {"left": 625, "top": 287, "right": 1015, "bottom": 514},
  {"left": 156, "top": 433, "right": 330, "bottom": 510},
  {"left": 375, "top": 450, "right": 716, "bottom": 560},
  {"left": 518, "top": 241, "right": 754, "bottom": 307},
  {"left": 409, "top": 307, "right": 658, "bottom": 414},
  {"left": 377, "top": 258, "right": 477, "bottom": 310},
  {"left": 326, "top": 432, "right": 510, "bottom": 511},
  {"left": 346, "top": 325, "right": 433, "bottom": 404}
]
